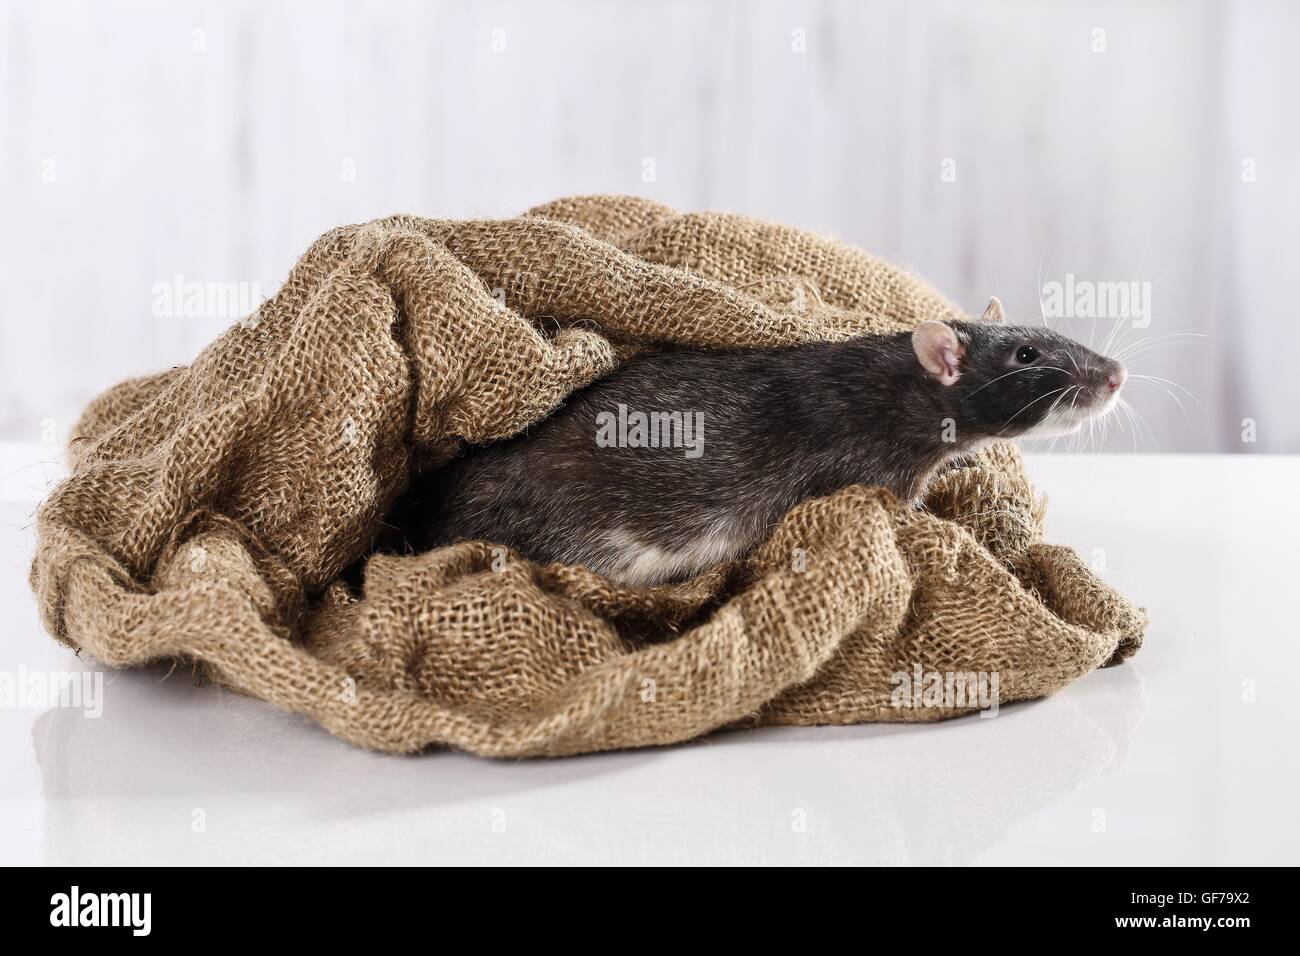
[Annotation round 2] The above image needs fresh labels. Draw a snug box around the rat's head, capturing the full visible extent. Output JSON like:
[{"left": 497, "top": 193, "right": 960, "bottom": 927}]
[{"left": 911, "top": 298, "right": 1126, "bottom": 439}]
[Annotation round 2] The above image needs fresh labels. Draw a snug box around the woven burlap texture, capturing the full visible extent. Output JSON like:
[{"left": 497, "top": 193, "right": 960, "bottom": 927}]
[{"left": 29, "top": 195, "right": 1146, "bottom": 757}]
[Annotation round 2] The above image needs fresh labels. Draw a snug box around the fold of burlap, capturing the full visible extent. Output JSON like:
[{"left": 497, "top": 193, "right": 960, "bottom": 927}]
[{"left": 29, "top": 195, "right": 1146, "bottom": 757}]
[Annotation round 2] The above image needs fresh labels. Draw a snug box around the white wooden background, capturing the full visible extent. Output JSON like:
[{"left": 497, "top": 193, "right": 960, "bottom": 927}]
[{"left": 2, "top": 0, "right": 1297, "bottom": 452}]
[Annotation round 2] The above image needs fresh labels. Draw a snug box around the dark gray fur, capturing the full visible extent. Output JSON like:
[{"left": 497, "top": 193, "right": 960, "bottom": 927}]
[{"left": 421, "top": 320, "right": 1123, "bottom": 585}]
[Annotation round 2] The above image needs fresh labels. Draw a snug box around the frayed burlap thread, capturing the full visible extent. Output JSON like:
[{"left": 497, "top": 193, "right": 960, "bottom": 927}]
[{"left": 30, "top": 196, "right": 1145, "bottom": 757}]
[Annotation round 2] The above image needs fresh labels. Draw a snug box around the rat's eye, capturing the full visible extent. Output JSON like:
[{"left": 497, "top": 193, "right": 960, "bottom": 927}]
[{"left": 1014, "top": 345, "right": 1040, "bottom": 364}]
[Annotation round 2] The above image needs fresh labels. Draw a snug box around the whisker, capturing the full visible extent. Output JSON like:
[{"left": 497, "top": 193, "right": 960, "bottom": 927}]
[
  {"left": 1113, "top": 333, "right": 1207, "bottom": 362},
  {"left": 1127, "top": 372, "right": 1205, "bottom": 409},
  {"left": 1066, "top": 385, "right": 1084, "bottom": 451},
  {"left": 1116, "top": 339, "right": 1208, "bottom": 360},
  {"left": 1044, "top": 385, "right": 1081, "bottom": 451},
  {"left": 1107, "top": 327, "right": 1202, "bottom": 359},
  {"left": 963, "top": 364, "right": 1067, "bottom": 398},
  {"left": 1099, "top": 312, "right": 1128, "bottom": 358},
  {"left": 1126, "top": 375, "right": 1203, "bottom": 420},
  {"left": 1119, "top": 398, "right": 1137, "bottom": 448},
  {"left": 1036, "top": 249, "right": 1057, "bottom": 328},
  {"left": 1114, "top": 398, "right": 1139, "bottom": 452},
  {"left": 1118, "top": 396, "right": 1159, "bottom": 450},
  {"left": 996, "top": 387, "right": 1069, "bottom": 435}
]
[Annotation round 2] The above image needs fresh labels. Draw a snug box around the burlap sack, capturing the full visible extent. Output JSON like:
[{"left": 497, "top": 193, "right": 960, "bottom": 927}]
[{"left": 29, "top": 195, "right": 1146, "bottom": 757}]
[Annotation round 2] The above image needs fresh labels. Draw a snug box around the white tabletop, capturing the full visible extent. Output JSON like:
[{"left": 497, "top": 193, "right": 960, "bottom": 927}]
[{"left": 1, "top": 443, "right": 1295, "bottom": 866}]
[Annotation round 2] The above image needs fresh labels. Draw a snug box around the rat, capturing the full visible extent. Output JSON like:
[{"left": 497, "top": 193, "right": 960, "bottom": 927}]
[{"left": 421, "top": 298, "right": 1126, "bottom": 586}]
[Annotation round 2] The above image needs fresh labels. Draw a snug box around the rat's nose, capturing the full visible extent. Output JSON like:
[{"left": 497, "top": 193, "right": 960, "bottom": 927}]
[{"left": 1107, "top": 365, "right": 1126, "bottom": 392}]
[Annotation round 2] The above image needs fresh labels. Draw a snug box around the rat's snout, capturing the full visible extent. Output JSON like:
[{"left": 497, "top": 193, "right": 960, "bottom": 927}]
[
  {"left": 1069, "top": 359, "right": 1125, "bottom": 410},
  {"left": 1106, "top": 362, "right": 1126, "bottom": 392}
]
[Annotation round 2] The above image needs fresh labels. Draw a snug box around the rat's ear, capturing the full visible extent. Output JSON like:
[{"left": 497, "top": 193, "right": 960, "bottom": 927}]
[
  {"left": 981, "top": 296, "right": 1007, "bottom": 324},
  {"left": 912, "top": 320, "right": 964, "bottom": 386}
]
